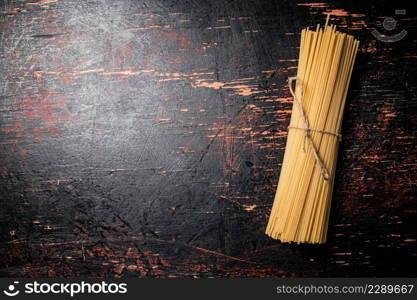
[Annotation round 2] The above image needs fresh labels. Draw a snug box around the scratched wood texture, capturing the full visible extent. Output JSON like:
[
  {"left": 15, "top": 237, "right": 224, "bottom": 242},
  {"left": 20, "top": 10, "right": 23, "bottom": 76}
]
[{"left": 0, "top": 0, "right": 416, "bottom": 278}]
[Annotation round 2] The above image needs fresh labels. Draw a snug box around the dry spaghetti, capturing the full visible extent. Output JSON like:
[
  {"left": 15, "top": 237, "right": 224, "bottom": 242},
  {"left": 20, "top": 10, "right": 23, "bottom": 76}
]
[{"left": 265, "top": 19, "right": 359, "bottom": 244}]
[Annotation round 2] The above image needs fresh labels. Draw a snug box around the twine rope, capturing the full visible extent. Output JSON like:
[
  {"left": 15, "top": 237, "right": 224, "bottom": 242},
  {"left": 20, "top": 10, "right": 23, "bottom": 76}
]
[{"left": 287, "top": 76, "right": 342, "bottom": 181}]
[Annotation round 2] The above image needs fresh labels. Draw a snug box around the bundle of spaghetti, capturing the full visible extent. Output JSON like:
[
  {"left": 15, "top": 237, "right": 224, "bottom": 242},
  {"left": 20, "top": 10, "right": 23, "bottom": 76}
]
[{"left": 266, "top": 20, "right": 359, "bottom": 244}]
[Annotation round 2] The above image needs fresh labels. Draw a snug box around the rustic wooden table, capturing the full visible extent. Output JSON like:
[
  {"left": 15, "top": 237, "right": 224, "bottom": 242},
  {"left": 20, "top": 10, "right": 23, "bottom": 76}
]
[{"left": 0, "top": 0, "right": 416, "bottom": 277}]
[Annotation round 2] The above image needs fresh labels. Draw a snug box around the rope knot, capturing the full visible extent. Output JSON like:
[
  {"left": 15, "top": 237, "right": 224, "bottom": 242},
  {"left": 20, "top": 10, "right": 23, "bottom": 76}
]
[{"left": 287, "top": 76, "right": 342, "bottom": 181}]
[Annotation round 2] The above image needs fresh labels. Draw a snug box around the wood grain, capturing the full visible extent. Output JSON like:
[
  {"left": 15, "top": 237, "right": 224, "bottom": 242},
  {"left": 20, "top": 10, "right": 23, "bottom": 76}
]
[{"left": 0, "top": 0, "right": 416, "bottom": 277}]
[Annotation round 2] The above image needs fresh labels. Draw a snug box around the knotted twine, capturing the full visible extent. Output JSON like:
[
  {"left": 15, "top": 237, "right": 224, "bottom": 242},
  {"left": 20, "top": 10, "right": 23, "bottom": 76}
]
[{"left": 287, "top": 77, "right": 342, "bottom": 181}]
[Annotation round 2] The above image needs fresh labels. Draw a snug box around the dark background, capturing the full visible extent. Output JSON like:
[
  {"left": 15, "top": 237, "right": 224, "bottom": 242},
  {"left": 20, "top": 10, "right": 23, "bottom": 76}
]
[{"left": 0, "top": 0, "right": 416, "bottom": 277}]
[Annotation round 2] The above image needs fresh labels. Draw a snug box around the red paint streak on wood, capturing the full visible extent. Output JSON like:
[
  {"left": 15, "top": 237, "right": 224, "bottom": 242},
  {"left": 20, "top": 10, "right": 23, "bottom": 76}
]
[
  {"left": 32, "top": 125, "right": 60, "bottom": 142},
  {"left": 34, "top": 69, "right": 106, "bottom": 84},
  {"left": 2, "top": 122, "right": 24, "bottom": 137},
  {"left": 1, "top": 90, "right": 80, "bottom": 143},
  {"left": 325, "top": 9, "right": 349, "bottom": 17},
  {"left": 127, "top": 25, "right": 172, "bottom": 31},
  {"left": 192, "top": 77, "right": 263, "bottom": 97},
  {"left": 61, "top": 74, "right": 74, "bottom": 85},
  {"left": 102, "top": 69, "right": 155, "bottom": 77},
  {"left": 378, "top": 109, "right": 397, "bottom": 131},
  {"left": 158, "top": 31, "right": 192, "bottom": 48},
  {"left": 33, "top": 71, "right": 43, "bottom": 82},
  {"left": 192, "top": 80, "right": 224, "bottom": 89},
  {"left": 26, "top": 0, "right": 58, "bottom": 6},
  {"left": 297, "top": 3, "right": 329, "bottom": 8},
  {"left": 322, "top": 9, "right": 366, "bottom": 18},
  {"left": 23, "top": 107, "right": 58, "bottom": 123}
]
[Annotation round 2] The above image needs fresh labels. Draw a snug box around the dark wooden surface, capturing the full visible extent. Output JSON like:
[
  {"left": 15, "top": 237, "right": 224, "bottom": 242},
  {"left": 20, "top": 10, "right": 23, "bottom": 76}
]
[{"left": 0, "top": 0, "right": 416, "bottom": 278}]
